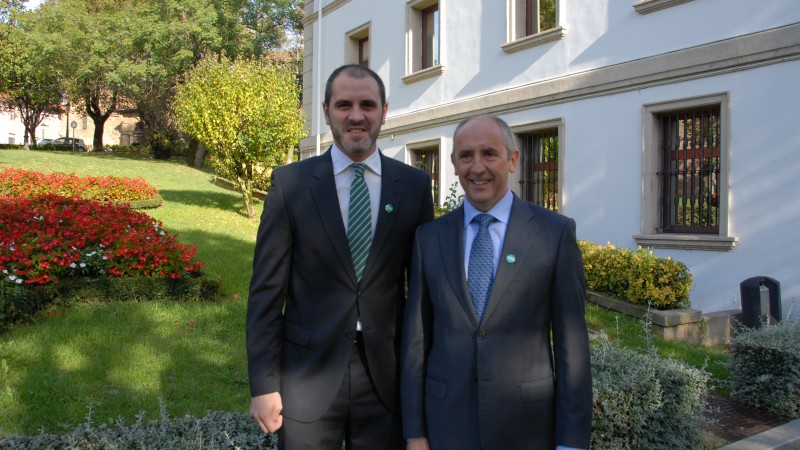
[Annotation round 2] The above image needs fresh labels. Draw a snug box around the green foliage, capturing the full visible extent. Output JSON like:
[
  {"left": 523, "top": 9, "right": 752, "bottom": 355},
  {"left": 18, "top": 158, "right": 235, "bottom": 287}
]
[
  {"left": 0, "top": 4, "right": 63, "bottom": 148},
  {"left": 579, "top": 241, "right": 692, "bottom": 309},
  {"left": 1, "top": 273, "right": 221, "bottom": 334},
  {"left": 175, "top": 54, "right": 305, "bottom": 218},
  {"left": 728, "top": 320, "right": 800, "bottom": 418},
  {"left": 0, "top": 411, "right": 274, "bottom": 449},
  {"left": 435, "top": 181, "right": 464, "bottom": 217},
  {"left": 591, "top": 343, "right": 709, "bottom": 449}
]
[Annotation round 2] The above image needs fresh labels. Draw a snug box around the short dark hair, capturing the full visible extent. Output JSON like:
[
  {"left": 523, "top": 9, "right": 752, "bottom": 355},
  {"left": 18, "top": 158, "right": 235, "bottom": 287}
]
[
  {"left": 453, "top": 115, "right": 517, "bottom": 158},
  {"left": 324, "top": 64, "right": 387, "bottom": 107}
]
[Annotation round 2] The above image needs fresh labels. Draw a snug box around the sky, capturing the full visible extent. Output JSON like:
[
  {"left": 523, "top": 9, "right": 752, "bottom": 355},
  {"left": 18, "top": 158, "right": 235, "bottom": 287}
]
[{"left": 25, "top": 0, "right": 44, "bottom": 10}]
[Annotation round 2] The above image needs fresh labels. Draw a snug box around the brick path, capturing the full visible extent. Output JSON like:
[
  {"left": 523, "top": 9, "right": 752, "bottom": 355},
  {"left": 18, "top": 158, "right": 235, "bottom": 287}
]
[{"left": 704, "top": 391, "right": 792, "bottom": 446}]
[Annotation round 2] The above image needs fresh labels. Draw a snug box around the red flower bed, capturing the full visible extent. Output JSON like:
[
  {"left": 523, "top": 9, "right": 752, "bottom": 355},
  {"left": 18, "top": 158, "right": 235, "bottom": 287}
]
[
  {"left": 0, "top": 168, "right": 158, "bottom": 202},
  {"left": 1, "top": 195, "right": 203, "bottom": 285}
]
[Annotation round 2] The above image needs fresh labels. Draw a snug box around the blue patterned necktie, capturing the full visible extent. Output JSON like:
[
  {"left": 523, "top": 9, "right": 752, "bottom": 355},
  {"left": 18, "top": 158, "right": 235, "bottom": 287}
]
[
  {"left": 468, "top": 213, "right": 495, "bottom": 322},
  {"left": 348, "top": 163, "right": 372, "bottom": 281}
]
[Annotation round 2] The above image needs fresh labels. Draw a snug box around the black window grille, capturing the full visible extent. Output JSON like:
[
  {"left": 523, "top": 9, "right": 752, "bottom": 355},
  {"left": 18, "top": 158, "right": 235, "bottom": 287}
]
[
  {"left": 519, "top": 128, "right": 559, "bottom": 212},
  {"left": 658, "top": 106, "right": 721, "bottom": 234},
  {"left": 414, "top": 147, "right": 439, "bottom": 205}
]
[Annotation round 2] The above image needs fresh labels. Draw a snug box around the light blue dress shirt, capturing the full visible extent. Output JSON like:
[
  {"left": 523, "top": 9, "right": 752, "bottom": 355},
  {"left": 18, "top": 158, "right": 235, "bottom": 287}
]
[{"left": 461, "top": 190, "right": 584, "bottom": 450}]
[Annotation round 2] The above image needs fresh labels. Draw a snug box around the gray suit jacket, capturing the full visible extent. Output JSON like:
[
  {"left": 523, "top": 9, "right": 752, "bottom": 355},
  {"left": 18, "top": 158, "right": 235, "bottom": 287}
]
[
  {"left": 401, "top": 195, "right": 592, "bottom": 450},
  {"left": 247, "top": 149, "right": 433, "bottom": 422}
]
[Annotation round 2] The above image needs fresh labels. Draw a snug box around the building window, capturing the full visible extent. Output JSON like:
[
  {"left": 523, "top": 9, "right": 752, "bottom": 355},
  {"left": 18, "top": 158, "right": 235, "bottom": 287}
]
[
  {"left": 519, "top": 127, "right": 559, "bottom": 212},
  {"left": 346, "top": 23, "right": 370, "bottom": 67},
  {"left": 358, "top": 37, "right": 370, "bottom": 67},
  {"left": 659, "top": 106, "right": 720, "bottom": 234},
  {"left": 421, "top": 4, "right": 439, "bottom": 70},
  {"left": 515, "top": 0, "right": 556, "bottom": 38},
  {"left": 403, "top": 0, "right": 444, "bottom": 84},
  {"left": 82, "top": 116, "right": 88, "bottom": 130},
  {"left": 503, "top": 0, "right": 564, "bottom": 54},
  {"left": 636, "top": 93, "right": 735, "bottom": 251},
  {"left": 407, "top": 139, "right": 442, "bottom": 206}
]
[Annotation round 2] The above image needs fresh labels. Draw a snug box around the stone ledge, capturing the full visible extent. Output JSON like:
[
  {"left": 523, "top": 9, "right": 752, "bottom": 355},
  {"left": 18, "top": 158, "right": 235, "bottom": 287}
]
[
  {"left": 212, "top": 176, "right": 267, "bottom": 201},
  {"left": 588, "top": 291, "right": 702, "bottom": 344},
  {"left": 587, "top": 291, "right": 738, "bottom": 346}
]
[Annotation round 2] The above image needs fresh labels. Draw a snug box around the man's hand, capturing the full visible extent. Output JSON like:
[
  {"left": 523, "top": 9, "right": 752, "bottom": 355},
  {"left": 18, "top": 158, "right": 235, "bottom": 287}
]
[
  {"left": 407, "top": 437, "right": 430, "bottom": 450},
  {"left": 250, "top": 392, "right": 283, "bottom": 433}
]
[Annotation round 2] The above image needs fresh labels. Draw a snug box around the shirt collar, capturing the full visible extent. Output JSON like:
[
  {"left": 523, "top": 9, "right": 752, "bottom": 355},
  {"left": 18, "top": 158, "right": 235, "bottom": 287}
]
[
  {"left": 331, "top": 144, "right": 382, "bottom": 176},
  {"left": 463, "top": 190, "right": 514, "bottom": 229}
]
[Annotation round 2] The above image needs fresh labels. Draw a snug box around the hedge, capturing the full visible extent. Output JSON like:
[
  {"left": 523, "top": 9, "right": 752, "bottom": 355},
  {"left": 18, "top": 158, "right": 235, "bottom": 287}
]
[
  {"left": 579, "top": 241, "right": 692, "bottom": 310},
  {"left": 728, "top": 320, "right": 800, "bottom": 418}
]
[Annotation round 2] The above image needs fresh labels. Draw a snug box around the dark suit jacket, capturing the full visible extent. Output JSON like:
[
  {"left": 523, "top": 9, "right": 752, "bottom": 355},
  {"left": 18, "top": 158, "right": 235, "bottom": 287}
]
[
  {"left": 401, "top": 195, "right": 592, "bottom": 450},
  {"left": 247, "top": 149, "right": 433, "bottom": 422}
]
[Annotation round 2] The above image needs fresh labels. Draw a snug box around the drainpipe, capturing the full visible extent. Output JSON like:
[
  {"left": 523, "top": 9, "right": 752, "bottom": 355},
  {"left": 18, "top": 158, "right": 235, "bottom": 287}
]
[{"left": 315, "top": 1, "right": 323, "bottom": 156}]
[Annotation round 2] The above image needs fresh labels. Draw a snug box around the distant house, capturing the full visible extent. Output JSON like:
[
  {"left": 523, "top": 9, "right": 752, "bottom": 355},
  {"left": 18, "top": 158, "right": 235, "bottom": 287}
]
[
  {"left": 0, "top": 108, "right": 141, "bottom": 149},
  {"left": 0, "top": 108, "right": 61, "bottom": 145},
  {"left": 299, "top": 0, "right": 800, "bottom": 317}
]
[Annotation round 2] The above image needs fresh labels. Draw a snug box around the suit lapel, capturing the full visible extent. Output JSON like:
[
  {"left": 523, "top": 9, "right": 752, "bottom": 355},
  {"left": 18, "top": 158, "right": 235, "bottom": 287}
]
[
  {"left": 309, "top": 151, "right": 356, "bottom": 283},
  {"left": 363, "top": 153, "right": 401, "bottom": 281},
  {"left": 438, "top": 207, "right": 479, "bottom": 327},
  {"left": 482, "top": 197, "right": 541, "bottom": 324}
]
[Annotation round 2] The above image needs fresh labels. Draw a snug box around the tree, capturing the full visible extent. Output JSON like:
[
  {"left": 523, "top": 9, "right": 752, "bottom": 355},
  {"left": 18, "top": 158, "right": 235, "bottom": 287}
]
[
  {"left": 0, "top": 2, "right": 63, "bottom": 149},
  {"left": 174, "top": 54, "right": 305, "bottom": 218}
]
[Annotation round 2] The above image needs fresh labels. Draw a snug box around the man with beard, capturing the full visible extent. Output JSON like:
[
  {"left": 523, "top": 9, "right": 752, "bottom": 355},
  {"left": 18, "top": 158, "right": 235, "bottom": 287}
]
[{"left": 247, "top": 64, "right": 435, "bottom": 450}]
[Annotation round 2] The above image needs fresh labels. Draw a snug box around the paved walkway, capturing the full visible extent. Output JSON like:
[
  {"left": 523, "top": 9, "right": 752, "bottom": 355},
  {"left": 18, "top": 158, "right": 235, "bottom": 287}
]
[{"left": 705, "top": 392, "right": 800, "bottom": 449}]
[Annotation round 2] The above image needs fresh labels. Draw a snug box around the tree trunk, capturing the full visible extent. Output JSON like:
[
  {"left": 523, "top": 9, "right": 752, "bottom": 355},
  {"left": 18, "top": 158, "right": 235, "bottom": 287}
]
[
  {"left": 186, "top": 138, "right": 206, "bottom": 168},
  {"left": 85, "top": 89, "right": 117, "bottom": 152},
  {"left": 241, "top": 178, "right": 255, "bottom": 218}
]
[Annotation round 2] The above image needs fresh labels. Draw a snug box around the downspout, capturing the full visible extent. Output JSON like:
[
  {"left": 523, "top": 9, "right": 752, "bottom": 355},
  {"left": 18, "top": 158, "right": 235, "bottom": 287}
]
[{"left": 315, "top": 1, "right": 323, "bottom": 156}]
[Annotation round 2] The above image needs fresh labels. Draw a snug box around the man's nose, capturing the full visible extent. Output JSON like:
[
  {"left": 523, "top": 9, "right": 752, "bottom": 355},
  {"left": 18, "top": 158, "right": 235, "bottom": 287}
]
[{"left": 348, "top": 106, "right": 365, "bottom": 122}]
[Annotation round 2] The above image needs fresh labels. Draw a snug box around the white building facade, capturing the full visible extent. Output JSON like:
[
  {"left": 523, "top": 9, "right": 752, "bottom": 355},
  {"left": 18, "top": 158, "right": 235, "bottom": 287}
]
[{"left": 299, "top": 0, "right": 800, "bottom": 316}]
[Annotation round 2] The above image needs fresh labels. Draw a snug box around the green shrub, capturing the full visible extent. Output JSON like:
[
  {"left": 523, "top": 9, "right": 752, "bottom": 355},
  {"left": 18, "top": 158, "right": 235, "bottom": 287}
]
[
  {"left": 591, "top": 343, "right": 709, "bottom": 449},
  {"left": 579, "top": 241, "right": 692, "bottom": 309},
  {"left": 0, "top": 410, "right": 274, "bottom": 449},
  {"left": 728, "top": 320, "right": 800, "bottom": 418},
  {"left": 0, "top": 275, "right": 221, "bottom": 333}
]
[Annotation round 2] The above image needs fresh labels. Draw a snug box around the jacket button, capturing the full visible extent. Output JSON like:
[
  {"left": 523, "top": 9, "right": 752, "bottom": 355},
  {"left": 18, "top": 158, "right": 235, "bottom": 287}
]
[
  {"left": 478, "top": 331, "right": 487, "bottom": 339},
  {"left": 346, "top": 331, "right": 354, "bottom": 339}
]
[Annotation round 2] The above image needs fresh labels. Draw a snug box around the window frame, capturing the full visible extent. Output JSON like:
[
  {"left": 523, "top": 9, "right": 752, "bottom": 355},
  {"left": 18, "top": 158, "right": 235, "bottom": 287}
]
[
  {"left": 503, "top": 0, "right": 565, "bottom": 54},
  {"left": 402, "top": 0, "right": 444, "bottom": 84},
  {"left": 406, "top": 138, "right": 444, "bottom": 206},
  {"left": 345, "top": 22, "right": 371, "bottom": 68},
  {"left": 636, "top": 93, "right": 736, "bottom": 251},
  {"left": 633, "top": 0, "right": 693, "bottom": 15},
  {"left": 510, "top": 118, "right": 566, "bottom": 213}
]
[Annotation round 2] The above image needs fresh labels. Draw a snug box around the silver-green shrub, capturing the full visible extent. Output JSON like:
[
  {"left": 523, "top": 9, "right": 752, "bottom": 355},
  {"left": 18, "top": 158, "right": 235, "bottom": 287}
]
[
  {"left": 591, "top": 343, "right": 710, "bottom": 449},
  {"left": 729, "top": 319, "right": 800, "bottom": 418},
  {"left": 0, "top": 411, "right": 275, "bottom": 449}
]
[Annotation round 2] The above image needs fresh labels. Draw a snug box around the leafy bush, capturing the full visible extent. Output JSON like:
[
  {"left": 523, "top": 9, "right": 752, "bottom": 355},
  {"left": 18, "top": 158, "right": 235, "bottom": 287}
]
[
  {"left": 0, "top": 410, "right": 274, "bottom": 449},
  {"left": 591, "top": 343, "right": 709, "bottom": 449},
  {"left": 0, "top": 275, "right": 220, "bottom": 333},
  {"left": 728, "top": 320, "right": 800, "bottom": 418},
  {"left": 0, "top": 195, "right": 203, "bottom": 286},
  {"left": 0, "top": 168, "right": 160, "bottom": 205},
  {"left": 579, "top": 241, "right": 692, "bottom": 309}
]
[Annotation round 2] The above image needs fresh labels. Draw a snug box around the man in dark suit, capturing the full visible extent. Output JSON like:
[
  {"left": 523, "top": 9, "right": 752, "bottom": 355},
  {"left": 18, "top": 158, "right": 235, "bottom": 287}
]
[
  {"left": 401, "top": 115, "right": 592, "bottom": 450},
  {"left": 247, "top": 64, "right": 434, "bottom": 450}
]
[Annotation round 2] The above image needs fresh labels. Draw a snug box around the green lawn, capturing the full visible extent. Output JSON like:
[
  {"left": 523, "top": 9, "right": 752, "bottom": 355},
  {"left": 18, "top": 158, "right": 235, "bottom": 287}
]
[
  {"left": 0, "top": 149, "right": 731, "bottom": 437},
  {"left": 1, "top": 150, "right": 258, "bottom": 435}
]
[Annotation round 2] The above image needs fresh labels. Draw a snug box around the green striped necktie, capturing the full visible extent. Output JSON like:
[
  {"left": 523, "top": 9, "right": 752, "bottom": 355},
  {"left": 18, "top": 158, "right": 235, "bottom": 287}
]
[{"left": 348, "top": 163, "right": 372, "bottom": 281}]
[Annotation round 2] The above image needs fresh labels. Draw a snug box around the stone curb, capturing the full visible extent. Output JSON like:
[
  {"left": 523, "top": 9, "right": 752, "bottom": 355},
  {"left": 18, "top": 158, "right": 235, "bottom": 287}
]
[{"left": 718, "top": 419, "right": 800, "bottom": 450}]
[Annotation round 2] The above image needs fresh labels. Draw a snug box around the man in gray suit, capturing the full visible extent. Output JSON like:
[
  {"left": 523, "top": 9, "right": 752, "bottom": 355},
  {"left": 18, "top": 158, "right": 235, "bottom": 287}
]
[
  {"left": 247, "top": 64, "right": 434, "bottom": 449},
  {"left": 401, "top": 115, "right": 592, "bottom": 450}
]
